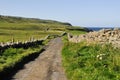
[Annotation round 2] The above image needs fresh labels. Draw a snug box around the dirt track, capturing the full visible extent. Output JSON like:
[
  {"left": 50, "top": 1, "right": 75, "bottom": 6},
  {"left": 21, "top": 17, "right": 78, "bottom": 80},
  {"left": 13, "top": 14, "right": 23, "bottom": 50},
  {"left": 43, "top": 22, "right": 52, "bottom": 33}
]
[{"left": 12, "top": 37, "right": 67, "bottom": 80}]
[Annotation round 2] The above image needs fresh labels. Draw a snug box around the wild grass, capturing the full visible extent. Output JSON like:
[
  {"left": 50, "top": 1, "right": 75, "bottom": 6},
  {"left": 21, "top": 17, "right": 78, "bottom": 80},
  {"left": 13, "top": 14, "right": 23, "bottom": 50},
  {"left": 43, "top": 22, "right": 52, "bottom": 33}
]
[
  {"left": 66, "top": 30, "right": 87, "bottom": 35},
  {"left": 66, "top": 26, "right": 88, "bottom": 35},
  {"left": 62, "top": 36, "right": 120, "bottom": 80},
  {"left": 0, "top": 45, "right": 42, "bottom": 72},
  {"left": 66, "top": 26, "right": 87, "bottom": 35}
]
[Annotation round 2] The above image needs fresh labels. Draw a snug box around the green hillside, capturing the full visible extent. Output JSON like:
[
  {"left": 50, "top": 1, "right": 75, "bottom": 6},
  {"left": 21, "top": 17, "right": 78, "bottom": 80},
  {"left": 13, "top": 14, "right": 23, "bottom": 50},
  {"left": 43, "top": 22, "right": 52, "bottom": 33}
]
[
  {"left": 0, "top": 15, "right": 72, "bottom": 42},
  {"left": 0, "top": 15, "right": 72, "bottom": 30}
]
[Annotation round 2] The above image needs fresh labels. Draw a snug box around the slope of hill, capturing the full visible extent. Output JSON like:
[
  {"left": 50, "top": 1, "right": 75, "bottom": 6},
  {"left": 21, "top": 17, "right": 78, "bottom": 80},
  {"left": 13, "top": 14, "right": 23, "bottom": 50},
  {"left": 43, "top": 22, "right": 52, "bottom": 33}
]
[
  {"left": 0, "top": 15, "right": 72, "bottom": 30},
  {"left": 0, "top": 15, "right": 73, "bottom": 42}
]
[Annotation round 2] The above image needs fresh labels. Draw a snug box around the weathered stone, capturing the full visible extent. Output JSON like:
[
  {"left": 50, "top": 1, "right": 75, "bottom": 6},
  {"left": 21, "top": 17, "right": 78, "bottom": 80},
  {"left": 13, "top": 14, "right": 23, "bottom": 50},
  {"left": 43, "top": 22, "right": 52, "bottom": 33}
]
[
  {"left": 68, "top": 28, "right": 120, "bottom": 48},
  {"left": 114, "top": 27, "right": 120, "bottom": 30}
]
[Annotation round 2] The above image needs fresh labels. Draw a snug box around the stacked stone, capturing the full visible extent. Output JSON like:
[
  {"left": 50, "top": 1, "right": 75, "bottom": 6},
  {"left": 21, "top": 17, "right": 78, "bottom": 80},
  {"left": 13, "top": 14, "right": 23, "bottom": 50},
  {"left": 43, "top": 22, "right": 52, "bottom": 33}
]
[
  {"left": 0, "top": 38, "right": 43, "bottom": 52},
  {"left": 68, "top": 28, "right": 120, "bottom": 48}
]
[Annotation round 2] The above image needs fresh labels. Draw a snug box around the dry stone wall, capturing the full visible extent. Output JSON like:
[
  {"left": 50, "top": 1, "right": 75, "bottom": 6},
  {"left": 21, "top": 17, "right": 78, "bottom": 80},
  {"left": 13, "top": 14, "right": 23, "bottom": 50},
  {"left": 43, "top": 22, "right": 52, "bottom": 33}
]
[
  {"left": 68, "top": 28, "right": 120, "bottom": 48},
  {"left": 0, "top": 35, "right": 51, "bottom": 52}
]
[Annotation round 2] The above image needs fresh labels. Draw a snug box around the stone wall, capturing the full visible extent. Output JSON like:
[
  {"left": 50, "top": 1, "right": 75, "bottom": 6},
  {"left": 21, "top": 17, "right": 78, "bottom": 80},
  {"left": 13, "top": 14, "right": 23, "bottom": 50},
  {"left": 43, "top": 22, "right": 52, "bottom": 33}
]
[
  {"left": 68, "top": 28, "right": 120, "bottom": 48},
  {"left": 0, "top": 35, "right": 51, "bottom": 52}
]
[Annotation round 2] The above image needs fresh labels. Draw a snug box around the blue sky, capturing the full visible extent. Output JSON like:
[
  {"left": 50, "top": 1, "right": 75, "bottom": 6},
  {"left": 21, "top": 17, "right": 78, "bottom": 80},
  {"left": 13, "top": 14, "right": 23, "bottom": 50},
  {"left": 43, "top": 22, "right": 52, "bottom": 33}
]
[{"left": 0, "top": 0, "right": 120, "bottom": 27}]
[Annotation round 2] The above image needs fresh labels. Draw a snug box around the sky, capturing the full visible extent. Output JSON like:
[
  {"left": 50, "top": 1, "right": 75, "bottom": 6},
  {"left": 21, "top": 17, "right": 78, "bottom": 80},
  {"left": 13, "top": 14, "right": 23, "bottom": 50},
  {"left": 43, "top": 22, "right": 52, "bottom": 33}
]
[{"left": 0, "top": 0, "right": 120, "bottom": 27}]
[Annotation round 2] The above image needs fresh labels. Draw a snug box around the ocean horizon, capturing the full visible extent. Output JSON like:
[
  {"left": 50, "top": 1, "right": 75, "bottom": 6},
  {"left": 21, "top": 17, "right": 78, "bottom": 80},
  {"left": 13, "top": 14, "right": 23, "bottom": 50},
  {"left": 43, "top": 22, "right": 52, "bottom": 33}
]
[{"left": 86, "top": 27, "right": 117, "bottom": 31}]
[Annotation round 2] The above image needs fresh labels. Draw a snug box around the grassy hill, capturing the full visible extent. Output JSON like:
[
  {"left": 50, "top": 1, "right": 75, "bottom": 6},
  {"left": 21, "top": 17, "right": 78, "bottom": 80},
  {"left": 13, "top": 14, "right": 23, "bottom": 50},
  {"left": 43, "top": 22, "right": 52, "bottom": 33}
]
[
  {"left": 0, "top": 15, "right": 73, "bottom": 42},
  {"left": 0, "top": 15, "right": 71, "bottom": 30}
]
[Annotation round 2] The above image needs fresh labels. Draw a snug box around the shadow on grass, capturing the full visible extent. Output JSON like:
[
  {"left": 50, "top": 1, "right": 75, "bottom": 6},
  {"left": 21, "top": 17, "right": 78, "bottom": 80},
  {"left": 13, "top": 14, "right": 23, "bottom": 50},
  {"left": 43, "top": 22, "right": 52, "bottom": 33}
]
[{"left": 0, "top": 49, "right": 45, "bottom": 80}]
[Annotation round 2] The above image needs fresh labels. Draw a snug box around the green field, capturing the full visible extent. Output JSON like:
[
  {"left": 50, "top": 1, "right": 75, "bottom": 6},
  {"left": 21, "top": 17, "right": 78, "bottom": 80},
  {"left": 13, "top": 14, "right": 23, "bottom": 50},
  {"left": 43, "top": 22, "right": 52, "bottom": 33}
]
[
  {"left": 0, "top": 15, "right": 72, "bottom": 42},
  {"left": 0, "top": 29, "right": 62, "bottom": 42}
]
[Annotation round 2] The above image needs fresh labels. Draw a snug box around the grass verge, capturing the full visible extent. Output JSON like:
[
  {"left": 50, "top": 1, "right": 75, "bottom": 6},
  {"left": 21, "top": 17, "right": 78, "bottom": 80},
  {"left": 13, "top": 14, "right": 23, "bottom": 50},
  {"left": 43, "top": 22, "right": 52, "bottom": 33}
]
[
  {"left": 62, "top": 36, "right": 120, "bottom": 80},
  {"left": 0, "top": 38, "right": 51, "bottom": 79}
]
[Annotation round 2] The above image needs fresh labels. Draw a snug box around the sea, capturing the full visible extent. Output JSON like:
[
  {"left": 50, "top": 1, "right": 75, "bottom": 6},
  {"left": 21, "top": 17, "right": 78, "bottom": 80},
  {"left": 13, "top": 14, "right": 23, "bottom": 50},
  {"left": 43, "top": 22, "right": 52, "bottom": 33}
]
[{"left": 86, "top": 27, "right": 114, "bottom": 31}]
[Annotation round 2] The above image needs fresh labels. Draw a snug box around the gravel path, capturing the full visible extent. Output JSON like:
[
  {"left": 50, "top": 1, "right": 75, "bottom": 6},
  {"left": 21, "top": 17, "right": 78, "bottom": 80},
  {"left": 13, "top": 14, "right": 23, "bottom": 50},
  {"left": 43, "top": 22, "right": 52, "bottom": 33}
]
[{"left": 12, "top": 37, "right": 67, "bottom": 80}]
